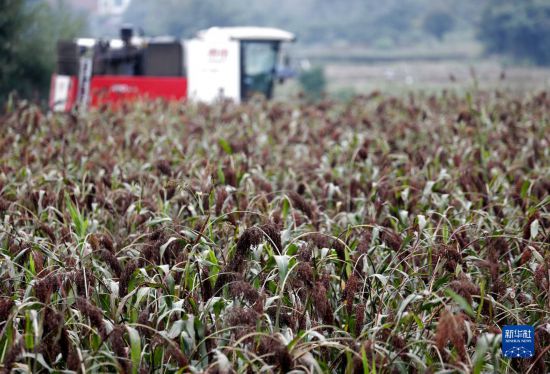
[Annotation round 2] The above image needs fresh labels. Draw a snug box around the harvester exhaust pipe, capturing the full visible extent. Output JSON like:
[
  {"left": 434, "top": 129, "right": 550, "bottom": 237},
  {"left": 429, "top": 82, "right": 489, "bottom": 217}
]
[{"left": 120, "top": 24, "right": 133, "bottom": 45}]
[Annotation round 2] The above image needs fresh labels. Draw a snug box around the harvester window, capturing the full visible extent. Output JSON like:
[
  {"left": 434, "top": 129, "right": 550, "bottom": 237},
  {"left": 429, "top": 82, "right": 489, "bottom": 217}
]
[
  {"left": 241, "top": 41, "right": 279, "bottom": 99},
  {"left": 91, "top": 42, "right": 183, "bottom": 77},
  {"left": 142, "top": 43, "right": 184, "bottom": 77}
]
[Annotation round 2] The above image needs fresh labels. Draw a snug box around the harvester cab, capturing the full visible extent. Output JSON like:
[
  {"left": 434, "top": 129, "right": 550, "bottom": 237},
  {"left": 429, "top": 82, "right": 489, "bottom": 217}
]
[{"left": 50, "top": 26, "right": 295, "bottom": 112}]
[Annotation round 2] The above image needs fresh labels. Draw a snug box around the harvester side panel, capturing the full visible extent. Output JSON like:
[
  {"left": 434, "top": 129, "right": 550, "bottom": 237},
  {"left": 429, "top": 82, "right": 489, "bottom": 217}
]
[
  {"left": 185, "top": 39, "right": 240, "bottom": 102},
  {"left": 89, "top": 76, "right": 187, "bottom": 108}
]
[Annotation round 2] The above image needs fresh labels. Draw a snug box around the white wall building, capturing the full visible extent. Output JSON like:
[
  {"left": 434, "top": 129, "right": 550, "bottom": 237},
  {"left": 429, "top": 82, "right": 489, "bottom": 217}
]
[{"left": 97, "top": 0, "right": 132, "bottom": 16}]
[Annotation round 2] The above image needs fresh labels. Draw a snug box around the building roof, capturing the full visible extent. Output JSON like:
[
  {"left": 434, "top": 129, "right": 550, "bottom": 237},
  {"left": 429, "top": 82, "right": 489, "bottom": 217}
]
[{"left": 196, "top": 27, "right": 296, "bottom": 42}]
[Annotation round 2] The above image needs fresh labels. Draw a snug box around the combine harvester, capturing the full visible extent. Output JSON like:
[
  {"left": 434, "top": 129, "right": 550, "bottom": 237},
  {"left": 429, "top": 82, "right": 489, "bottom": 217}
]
[{"left": 50, "top": 26, "right": 295, "bottom": 111}]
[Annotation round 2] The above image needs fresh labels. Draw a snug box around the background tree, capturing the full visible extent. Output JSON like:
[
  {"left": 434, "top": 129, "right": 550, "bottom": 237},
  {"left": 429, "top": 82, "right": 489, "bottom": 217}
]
[
  {"left": 122, "top": 0, "right": 246, "bottom": 39},
  {"left": 478, "top": 0, "right": 550, "bottom": 66},
  {"left": 422, "top": 10, "right": 455, "bottom": 41},
  {"left": 0, "top": 0, "right": 85, "bottom": 103},
  {"left": 121, "top": 0, "right": 481, "bottom": 45},
  {"left": 298, "top": 66, "right": 326, "bottom": 101}
]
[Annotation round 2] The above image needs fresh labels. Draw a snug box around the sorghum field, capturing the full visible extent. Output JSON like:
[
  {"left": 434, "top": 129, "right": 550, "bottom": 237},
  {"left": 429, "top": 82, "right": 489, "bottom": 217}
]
[{"left": 0, "top": 92, "right": 549, "bottom": 373}]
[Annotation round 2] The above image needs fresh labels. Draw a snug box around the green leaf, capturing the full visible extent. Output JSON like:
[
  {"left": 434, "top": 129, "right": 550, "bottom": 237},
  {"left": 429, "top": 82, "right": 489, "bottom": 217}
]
[
  {"left": 472, "top": 338, "right": 488, "bottom": 374},
  {"left": 530, "top": 219, "right": 539, "bottom": 239},
  {"left": 218, "top": 138, "right": 233, "bottom": 155},
  {"left": 135, "top": 287, "right": 150, "bottom": 307},
  {"left": 465, "top": 92, "right": 473, "bottom": 110},
  {"left": 212, "top": 298, "right": 226, "bottom": 316},
  {"left": 21, "top": 352, "right": 52, "bottom": 371},
  {"left": 397, "top": 294, "right": 423, "bottom": 318},
  {"left": 361, "top": 345, "right": 369, "bottom": 374},
  {"left": 65, "top": 195, "right": 88, "bottom": 239},
  {"left": 160, "top": 237, "right": 178, "bottom": 260},
  {"left": 433, "top": 274, "right": 450, "bottom": 291},
  {"left": 445, "top": 289, "right": 475, "bottom": 317},
  {"left": 168, "top": 320, "right": 185, "bottom": 339},
  {"left": 441, "top": 224, "right": 449, "bottom": 243},
  {"left": 28, "top": 253, "right": 36, "bottom": 275},
  {"left": 412, "top": 313, "right": 424, "bottom": 329},
  {"left": 274, "top": 255, "right": 291, "bottom": 286},
  {"left": 153, "top": 346, "right": 163, "bottom": 368},
  {"left": 217, "top": 164, "right": 225, "bottom": 184},
  {"left": 282, "top": 196, "right": 290, "bottom": 221},
  {"left": 520, "top": 180, "right": 530, "bottom": 199},
  {"left": 24, "top": 310, "right": 34, "bottom": 349},
  {"left": 126, "top": 326, "right": 141, "bottom": 374},
  {"left": 285, "top": 243, "right": 299, "bottom": 256},
  {"left": 370, "top": 273, "right": 388, "bottom": 286}
]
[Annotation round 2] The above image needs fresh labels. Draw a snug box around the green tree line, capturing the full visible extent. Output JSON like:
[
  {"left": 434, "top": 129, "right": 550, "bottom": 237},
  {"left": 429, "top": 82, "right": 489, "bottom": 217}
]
[
  {"left": 0, "top": 0, "right": 85, "bottom": 103},
  {"left": 122, "top": 0, "right": 550, "bottom": 65},
  {"left": 1, "top": 0, "right": 550, "bottom": 102},
  {"left": 479, "top": 0, "right": 550, "bottom": 66},
  {"left": 122, "top": 0, "right": 471, "bottom": 46}
]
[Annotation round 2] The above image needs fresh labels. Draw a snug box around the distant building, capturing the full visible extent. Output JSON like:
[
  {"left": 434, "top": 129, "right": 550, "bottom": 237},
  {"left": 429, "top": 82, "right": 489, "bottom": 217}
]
[
  {"left": 97, "top": 0, "right": 132, "bottom": 16},
  {"left": 73, "top": 0, "right": 97, "bottom": 12}
]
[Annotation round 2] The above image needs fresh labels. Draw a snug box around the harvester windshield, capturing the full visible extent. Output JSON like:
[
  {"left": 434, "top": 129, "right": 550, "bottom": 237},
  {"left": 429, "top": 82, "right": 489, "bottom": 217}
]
[{"left": 241, "top": 41, "right": 279, "bottom": 99}]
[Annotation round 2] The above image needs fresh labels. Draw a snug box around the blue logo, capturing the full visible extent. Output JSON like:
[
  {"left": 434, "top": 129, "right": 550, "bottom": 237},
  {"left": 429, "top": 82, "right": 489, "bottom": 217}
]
[{"left": 502, "top": 325, "right": 534, "bottom": 358}]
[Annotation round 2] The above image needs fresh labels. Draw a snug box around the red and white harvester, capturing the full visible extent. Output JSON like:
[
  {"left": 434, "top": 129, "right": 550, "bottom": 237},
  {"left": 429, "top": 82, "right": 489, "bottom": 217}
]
[{"left": 49, "top": 26, "right": 295, "bottom": 111}]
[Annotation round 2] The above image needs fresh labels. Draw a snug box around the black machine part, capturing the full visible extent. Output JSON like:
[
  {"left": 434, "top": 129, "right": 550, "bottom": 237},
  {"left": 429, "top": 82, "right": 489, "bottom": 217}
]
[
  {"left": 56, "top": 41, "right": 80, "bottom": 76},
  {"left": 56, "top": 39, "right": 185, "bottom": 78},
  {"left": 142, "top": 42, "right": 184, "bottom": 77},
  {"left": 120, "top": 25, "right": 133, "bottom": 44}
]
